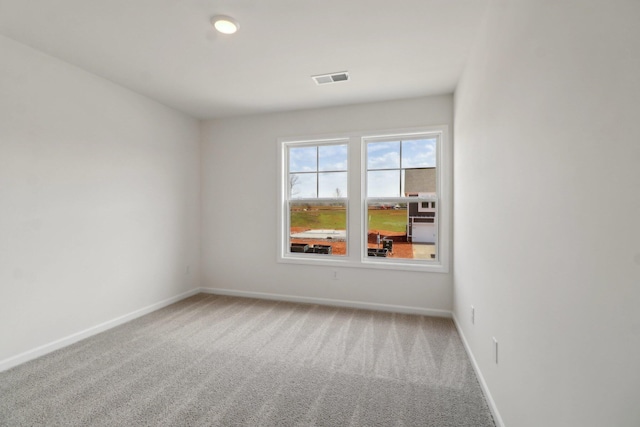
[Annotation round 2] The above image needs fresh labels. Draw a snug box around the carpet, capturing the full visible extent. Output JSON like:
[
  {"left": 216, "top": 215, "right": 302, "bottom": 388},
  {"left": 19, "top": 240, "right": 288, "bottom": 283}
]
[{"left": 0, "top": 294, "right": 495, "bottom": 426}]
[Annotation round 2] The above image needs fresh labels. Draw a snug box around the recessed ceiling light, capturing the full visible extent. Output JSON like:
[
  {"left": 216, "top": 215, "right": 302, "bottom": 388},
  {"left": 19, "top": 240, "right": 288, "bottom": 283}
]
[{"left": 211, "top": 15, "right": 239, "bottom": 35}]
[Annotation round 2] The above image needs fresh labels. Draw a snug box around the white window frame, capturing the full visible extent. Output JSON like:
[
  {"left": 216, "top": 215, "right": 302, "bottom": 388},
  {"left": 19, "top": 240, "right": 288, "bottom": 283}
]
[
  {"left": 278, "top": 137, "right": 351, "bottom": 264},
  {"left": 277, "top": 126, "right": 450, "bottom": 273}
]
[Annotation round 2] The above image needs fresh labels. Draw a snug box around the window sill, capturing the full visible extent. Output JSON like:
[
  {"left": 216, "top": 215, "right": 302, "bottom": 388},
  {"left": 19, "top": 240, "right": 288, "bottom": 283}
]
[{"left": 277, "top": 254, "right": 449, "bottom": 273}]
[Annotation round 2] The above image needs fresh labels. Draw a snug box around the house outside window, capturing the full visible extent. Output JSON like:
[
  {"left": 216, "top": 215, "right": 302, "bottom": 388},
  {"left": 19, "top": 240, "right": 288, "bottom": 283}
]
[{"left": 277, "top": 126, "right": 450, "bottom": 273}]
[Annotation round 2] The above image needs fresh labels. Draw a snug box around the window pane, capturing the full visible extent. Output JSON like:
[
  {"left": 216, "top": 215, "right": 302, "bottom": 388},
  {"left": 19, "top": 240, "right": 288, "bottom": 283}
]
[
  {"left": 403, "top": 167, "right": 436, "bottom": 196},
  {"left": 289, "top": 173, "right": 317, "bottom": 198},
  {"left": 289, "top": 146, "right": 317, "bottom": 172},
  {"left": 318, "top": 172, "right": 347, "bottom": 198},
  {"left": 367, "top": 141, "right": 400, "bottom": 169},
  {"left": 289, "top": 201, "right": 347, "bottom": 256},
  {"left": 367, "top": 170, "right": 400, "bottom": 197},
  {"left": 366, "top": 202, "right": 436, "bottom": 260},
  {"left": 318, "top": 144, "right": 347, "bottom": 171},
  {"left": 401, "top": 138, "right": 437, "bottom": 168}
]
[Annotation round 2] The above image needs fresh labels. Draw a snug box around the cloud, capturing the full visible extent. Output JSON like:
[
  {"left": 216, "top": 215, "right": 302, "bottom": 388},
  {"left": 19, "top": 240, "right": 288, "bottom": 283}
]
[
  {"left": 290, "top": 144, "right": 348, "bottom": 174},
  {"left": 289, "top": 146, "right": 317, "bottom": 172},
  {"left": 401, "top": 139, "right": 436, "bottom": 168},
  {"left": 367, "top": 170, "right": 400, "bottom": 197},
  {"left": 318, "top": 144, "right": 348, "bottom": 171},
  {"left": 367, "top": 139, "right": 436, "bottom": 170},
  {"left": 367, "top": 141, "right": 400, "bottom": 169}
]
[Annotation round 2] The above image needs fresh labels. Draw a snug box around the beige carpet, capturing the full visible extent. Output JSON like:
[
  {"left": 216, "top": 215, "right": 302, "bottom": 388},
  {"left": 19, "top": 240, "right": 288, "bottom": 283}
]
[{"left": 0, "top": 294, "right": 495, "bottom": 426}]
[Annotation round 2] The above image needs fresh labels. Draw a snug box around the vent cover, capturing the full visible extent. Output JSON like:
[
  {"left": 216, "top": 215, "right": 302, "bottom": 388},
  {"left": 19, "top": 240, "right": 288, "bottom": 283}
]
[{"left": 312, "top": 71, "right": 349, "bottom": 85}]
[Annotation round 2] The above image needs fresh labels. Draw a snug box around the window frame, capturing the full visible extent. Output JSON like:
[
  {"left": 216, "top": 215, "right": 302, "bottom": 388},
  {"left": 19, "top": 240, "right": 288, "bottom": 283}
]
[
  {"left": 277, "top": 126, "right": 450, "bottom": 273},
  {"left": 362, "top": 131, "right": 443, "bottom": 268},
  {"left": 279, "top": 137, "right": 351, "bottom": 262}
]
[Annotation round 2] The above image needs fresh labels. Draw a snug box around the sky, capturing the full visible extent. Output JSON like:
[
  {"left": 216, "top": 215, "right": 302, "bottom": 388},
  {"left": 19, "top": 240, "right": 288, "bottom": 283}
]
[
  {"left": 290, "top": 144, "right": 348, "bottom": 198},
  {"left": 289, "top": 138, "right": 436, "bottom": 199}
]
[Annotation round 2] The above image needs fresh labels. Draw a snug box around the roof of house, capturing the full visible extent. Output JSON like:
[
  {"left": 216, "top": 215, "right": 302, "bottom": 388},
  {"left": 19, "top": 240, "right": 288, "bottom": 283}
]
[{"left": 404, "top": 168, "right": 436, "bottom": 195}]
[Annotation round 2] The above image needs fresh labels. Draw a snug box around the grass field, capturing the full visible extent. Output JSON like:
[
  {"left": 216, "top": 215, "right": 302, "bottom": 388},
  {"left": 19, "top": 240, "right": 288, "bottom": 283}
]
[
  {"left": 290, "top": 207, "right": 346, "bottom": 229},
  {"left": 290, "top": 205, "right": 407, "bottom": 233},
  {"left": 367, "top": 209, "right": 407, "bottom": 232}
]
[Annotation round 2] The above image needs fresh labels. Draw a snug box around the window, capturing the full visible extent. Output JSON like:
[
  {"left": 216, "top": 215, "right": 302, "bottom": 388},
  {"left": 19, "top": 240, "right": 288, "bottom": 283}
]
[
  {"left": 278, "top": 127, "right": 449, "bottom": 272},
  {"left": 364, "top": 136, "right": 438, "bottom": 261},
  {"left": 286, "top": 141, "right": 348, "bottom": 257}
]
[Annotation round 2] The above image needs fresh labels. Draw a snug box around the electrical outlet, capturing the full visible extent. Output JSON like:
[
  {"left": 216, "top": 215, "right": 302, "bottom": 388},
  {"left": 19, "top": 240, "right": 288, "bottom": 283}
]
[
  {"left": 332, "top": 271, "right": 338, "bottom": 280},
  {"left": 493, "top": 337, "right": 498, "bottom": 364},
  {"left": 185, "top": 265, "right": 190, "bottom": 275},
  {"left": 471, "top": 306, "right": 475, "bottom": 325}
]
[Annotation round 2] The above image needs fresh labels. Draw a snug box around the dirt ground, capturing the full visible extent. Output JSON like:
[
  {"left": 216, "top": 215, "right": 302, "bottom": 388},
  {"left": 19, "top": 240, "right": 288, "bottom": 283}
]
[{"left": 290, "top": 228, "right": 415, "bottom": 259}]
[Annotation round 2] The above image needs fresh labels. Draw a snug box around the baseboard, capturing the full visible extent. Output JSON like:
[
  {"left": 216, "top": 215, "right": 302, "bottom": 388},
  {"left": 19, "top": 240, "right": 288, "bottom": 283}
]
[
  {"left": 0, "top": 288, "right": 201, "bottom": 373},
  {"left": 452, "top": 313, "right": 505, "bottom": 427},
  {"left": 199, "top": 287, "right": 452, "bottom": 318}
]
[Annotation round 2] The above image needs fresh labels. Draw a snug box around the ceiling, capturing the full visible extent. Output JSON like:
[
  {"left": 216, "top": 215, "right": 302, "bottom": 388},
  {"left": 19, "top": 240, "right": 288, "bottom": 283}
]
[{"left": 0, "top": 0, "right": 489, "bottom": 119}]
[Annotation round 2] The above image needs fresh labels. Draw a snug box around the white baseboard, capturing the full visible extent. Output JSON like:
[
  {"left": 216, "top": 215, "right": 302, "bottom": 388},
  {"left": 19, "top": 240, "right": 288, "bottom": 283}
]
[
  {"left": 199, "top": 287, "right": 452, "bottom": 318},
  {"left": 0, "top": 288, "right": 201, "bottom": 373},
  {"left": 452, "top": 313, "right": 505, "bottom": 427}
]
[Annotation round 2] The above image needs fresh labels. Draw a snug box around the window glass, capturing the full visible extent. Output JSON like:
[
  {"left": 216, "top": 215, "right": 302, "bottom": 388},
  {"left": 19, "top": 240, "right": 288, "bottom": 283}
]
[
  {"left": 367, "top": 139, "right": 438, "bottom": 198},
  {"left": 365, "top": 136, "right": 439, "bottom": 262},
  {"left": 401, "top": 138, "right": 437, "bottom": 168},
  {"left": 367, "top": 170, "right": 400, "bottom": 197},
  {"left": 318, "top": 144, "right": 348, "bottom": 171},
  {"left": 318, "top": 172, "right": 347, "bottom": 198},
  {"left": 367, "top": 141, "right": 400, "bottom": 169},
  {"left": 289, "top": 173, "right": 316, "bottom": 199},
  {"left": 287, "top": 142, "right": 348, "bottom": 257},
  {"left": 289, "top": 146, "right": 317, "bottom": 172},
  {"left": 366, "top": 202, "right": 437, "bottom": 260},
  {"left": 289, "top": 201, "right": 347, "bottom": 256}
]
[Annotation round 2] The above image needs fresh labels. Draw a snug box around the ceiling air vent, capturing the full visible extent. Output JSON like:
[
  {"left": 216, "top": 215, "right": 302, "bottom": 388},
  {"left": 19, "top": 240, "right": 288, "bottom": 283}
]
[{"left": 312, "top": 71, "right": 349, "bottom": 85}]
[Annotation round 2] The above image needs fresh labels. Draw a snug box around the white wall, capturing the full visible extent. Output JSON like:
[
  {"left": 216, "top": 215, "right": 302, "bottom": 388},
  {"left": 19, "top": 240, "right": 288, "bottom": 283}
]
[
  {"left": 0, "top": 35, "right": 201, "bottom": 365},
  {"left": 201, "top": 96, "right": 453, "bottom": 313},
  {"left": 454, "top": 1, "right": 640, "bottom": 426}
]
